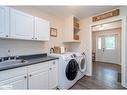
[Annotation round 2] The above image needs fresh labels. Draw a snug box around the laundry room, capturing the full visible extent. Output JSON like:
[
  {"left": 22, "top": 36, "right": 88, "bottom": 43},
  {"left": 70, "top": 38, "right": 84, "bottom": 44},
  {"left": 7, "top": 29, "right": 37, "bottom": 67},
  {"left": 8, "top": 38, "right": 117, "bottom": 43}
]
[{"left": 0, "top": 1, "right": 127, "bottom": 92}]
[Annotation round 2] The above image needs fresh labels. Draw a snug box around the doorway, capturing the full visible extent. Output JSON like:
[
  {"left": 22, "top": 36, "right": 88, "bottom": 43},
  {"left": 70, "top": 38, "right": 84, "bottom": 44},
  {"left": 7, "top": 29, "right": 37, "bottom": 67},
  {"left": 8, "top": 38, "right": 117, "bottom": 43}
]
[
  {"left": 92, "top": 20, "right": 123, "bottom": 87},
  {"left": 92, "top": 21, "right": 121, "bottom": 64}
]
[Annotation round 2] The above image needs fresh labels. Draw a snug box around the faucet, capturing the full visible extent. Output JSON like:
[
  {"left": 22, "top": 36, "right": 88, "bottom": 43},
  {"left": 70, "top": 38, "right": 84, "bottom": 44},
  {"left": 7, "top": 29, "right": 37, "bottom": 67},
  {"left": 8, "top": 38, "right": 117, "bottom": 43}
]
[
  {"left": 50, "top": 48, "right": 54, "bottom": 54},
  {"left": 14, "top": 56, "right": 19, "bottom": 60},
  {"left": 0, "top": 57, "right": 4, "bottom": 62},
  {"left": 7, "top": 50, "right": 11, "bottom": 60}
]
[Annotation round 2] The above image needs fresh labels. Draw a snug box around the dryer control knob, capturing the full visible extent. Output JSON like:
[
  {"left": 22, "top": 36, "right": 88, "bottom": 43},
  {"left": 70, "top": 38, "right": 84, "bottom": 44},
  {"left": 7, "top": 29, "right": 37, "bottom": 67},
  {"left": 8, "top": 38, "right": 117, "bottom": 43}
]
[
  {"left": 73, "top": 54, "right": 77, "bottom": 57},
  {"left": 82, "top": 52, "right": 85, "bottom": 55},
  {"left": 71, "top": 55, "right": 73, "bottom": 58}
]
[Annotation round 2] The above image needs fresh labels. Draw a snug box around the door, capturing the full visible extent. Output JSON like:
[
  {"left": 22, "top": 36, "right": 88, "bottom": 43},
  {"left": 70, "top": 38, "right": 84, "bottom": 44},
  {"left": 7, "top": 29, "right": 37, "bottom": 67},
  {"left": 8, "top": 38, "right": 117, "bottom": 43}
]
[
  {"left": 0, "top": 6, "right": 9, "bottom": 38},
  {"left": 96, "top": 34, "right": 119, "bottom": 63},
  {"left": 34, "top": 17, "right": 49, "bottom": 41},
  {"left": 28, "top": 69, "right": 48, "bottom": 89},
  {"left": 49, "top": 67, "right": 58, "bottom": 89},
  {"left": 10, "top": 8, "right": 34, "bottom": 40},
  {"left": 0, "top": 74, "right": 27, "bottom": 90}
]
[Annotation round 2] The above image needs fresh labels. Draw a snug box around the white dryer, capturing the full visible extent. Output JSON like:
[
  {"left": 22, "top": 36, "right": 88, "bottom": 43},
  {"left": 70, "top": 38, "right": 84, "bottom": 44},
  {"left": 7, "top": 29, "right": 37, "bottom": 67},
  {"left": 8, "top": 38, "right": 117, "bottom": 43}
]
[
  {"left": 50, "top": 53, "right": 78, "bottom": 89},
  {"left": 76, "top": 52, "right": 87, "bottom": 80}
]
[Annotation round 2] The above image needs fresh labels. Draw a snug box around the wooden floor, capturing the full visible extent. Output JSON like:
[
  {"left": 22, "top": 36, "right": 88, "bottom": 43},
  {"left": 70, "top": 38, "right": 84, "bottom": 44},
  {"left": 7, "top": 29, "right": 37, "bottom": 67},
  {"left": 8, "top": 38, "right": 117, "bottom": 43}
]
[{"left": 71, "top": 61, "right": 125, "bottom": 89}]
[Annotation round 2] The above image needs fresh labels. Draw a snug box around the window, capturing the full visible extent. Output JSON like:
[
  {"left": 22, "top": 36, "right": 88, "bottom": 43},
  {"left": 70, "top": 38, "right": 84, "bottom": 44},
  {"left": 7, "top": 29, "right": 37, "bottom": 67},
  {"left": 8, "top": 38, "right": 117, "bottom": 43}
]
[
  {"left": 105, "top": 36, "right": 115, "bottom": 49},
  {"left": 98, "top": 37, "right": 101, "bottom": 49}
]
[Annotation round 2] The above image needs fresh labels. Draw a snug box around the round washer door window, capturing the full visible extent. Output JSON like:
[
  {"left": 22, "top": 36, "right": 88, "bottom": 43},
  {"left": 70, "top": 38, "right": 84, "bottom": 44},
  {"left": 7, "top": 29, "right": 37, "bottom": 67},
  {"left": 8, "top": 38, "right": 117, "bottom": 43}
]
[
  {"left": 79, "top": 57, "right": 87, "bottom": 73},
  {"left": 65, "top": 59, "right": 78, "bottom": 81}
]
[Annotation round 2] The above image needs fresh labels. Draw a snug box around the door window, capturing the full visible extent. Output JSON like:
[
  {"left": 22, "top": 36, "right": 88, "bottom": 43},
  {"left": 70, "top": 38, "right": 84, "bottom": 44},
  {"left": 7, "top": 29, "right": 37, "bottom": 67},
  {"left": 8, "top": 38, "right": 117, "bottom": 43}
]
[
  {"left": 105, "top": 36, "right": 115, "bottom": 49},
  {"left": 98, "top": 37, "right": 102, "bottom": 49}
]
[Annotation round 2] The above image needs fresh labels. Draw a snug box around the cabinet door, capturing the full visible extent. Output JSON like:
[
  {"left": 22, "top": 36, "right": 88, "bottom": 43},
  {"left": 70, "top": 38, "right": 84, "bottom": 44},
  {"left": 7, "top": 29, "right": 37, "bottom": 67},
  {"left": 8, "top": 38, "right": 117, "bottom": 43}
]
[
  {"left": 28, "top": 69, "right": 48, "bottom": 89},
  {"left": 35, "top": 17, "right": 49, "bottom": 41},
  {"left": 0, "top": 6, "right": 9, "bottom": 38},
  {"left": 49, "top": 67, "right": 58, "bottom": 89},
  {"left": 48, "top": 60, "right": 58, "bottom": 89},
  {"left": 10, "top": 8, "right": 34, "bottom": 40},
  {"left": 0, "top": 74, "right": 27, "bottom": 90}
]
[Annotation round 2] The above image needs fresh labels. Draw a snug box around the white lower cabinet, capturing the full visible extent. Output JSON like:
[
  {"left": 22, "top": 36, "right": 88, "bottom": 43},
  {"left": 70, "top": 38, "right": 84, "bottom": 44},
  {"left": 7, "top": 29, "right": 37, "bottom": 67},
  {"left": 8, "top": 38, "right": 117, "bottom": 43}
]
[
  {"left": 0, "top": 67, "right": 27, "bottom": 90},
  {"left": 28, "top": 60, "right": 58, "bottom": 89},
  {"left": 48, "top": 60, "right": 58, "bottom": 89},
  {"left": 0, "top": 74, "right": 27, "bottom": 89},
  {"left": 0, "top": 60, "right": 58, "bottom": 90},
  {"left": 49, "top": 67, "right": 58, "bottom": 89},
  {"left": 28, "top": 69, "right": 48, "bottom": 89}
]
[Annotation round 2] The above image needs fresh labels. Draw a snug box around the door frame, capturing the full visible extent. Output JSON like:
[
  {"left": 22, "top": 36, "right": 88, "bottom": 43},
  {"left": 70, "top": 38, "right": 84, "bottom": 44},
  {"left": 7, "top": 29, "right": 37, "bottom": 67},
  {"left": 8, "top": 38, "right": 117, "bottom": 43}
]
[{"left": 90, "top": 16, "right": 127, "bottom": 88}]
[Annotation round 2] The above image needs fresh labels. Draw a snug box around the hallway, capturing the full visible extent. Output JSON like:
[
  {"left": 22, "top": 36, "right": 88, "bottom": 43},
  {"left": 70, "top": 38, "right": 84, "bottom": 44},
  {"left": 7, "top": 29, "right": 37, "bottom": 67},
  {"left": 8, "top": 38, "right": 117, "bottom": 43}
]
[{"left": 71, "top": 62, "right": 125, "bottom": 89}]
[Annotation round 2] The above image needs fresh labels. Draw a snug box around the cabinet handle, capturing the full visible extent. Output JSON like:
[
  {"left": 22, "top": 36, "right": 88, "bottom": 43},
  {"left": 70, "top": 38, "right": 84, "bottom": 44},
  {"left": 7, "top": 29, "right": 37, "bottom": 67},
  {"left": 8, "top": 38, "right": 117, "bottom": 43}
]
[
  {"left": 49, "top": 68, "right": 52, "bottom": 70},
  {"left": 35, "top": 38, "right": 37, "bottom": 39},
  {"left": 32, "top": 38, "right": 34, "bottom": 39},
  {"left": 6, "top": 35, "right": 8, "bottom": 37},
  {"left": 29, "top": 74, "right": 32, "bottom": 77},
  {"left": 53, "top": 61, "right": 55, "bottom": 64},
  {"left": 24, "top": 76, "right": 27, "bottom": 79}
]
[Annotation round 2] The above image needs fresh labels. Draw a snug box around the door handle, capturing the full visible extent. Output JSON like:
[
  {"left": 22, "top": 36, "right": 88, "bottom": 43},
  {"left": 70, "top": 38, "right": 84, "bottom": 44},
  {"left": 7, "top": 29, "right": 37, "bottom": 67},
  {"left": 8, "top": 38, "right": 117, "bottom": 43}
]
[
  {"left": 29, "top": 74, "right": 32, "bottom": 77},
  {"left": 24, "top": 76, "right": 27, "bottom": 79},
  {"left": 103, "top": 48, "right": 105, "bottom": 52}
]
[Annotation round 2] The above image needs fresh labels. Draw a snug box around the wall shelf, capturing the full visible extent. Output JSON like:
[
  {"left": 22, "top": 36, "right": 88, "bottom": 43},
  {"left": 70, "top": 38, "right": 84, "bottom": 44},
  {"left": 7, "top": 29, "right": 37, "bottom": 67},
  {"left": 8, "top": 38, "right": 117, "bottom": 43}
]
[{"left": 63, "top": 15, "right": 80, "bottom": 42}]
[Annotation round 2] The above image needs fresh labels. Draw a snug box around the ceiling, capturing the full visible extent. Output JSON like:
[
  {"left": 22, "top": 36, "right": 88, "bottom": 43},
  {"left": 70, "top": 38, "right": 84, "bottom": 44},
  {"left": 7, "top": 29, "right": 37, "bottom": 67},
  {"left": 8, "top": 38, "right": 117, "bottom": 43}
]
[{"left": 35, "top": 6, "right": 120, "bottom": 19}]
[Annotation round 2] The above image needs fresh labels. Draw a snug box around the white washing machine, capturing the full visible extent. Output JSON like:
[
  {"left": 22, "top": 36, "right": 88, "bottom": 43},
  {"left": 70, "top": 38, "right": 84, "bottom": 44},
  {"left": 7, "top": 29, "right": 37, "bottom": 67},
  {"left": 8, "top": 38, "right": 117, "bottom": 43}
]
[
  {"left": 66, "top": 52, "right": 87, "bottom": 80},
  {"left": 50, "top": 53, "right": 78, "bottom": 89}
]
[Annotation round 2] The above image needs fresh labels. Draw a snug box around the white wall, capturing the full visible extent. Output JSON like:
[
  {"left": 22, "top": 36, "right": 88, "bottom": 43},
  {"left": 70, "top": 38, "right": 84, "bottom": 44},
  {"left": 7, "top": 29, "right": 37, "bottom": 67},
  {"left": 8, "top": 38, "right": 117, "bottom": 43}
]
[{"left": 0, "top": 6, "right": 70, "bottom": 57}]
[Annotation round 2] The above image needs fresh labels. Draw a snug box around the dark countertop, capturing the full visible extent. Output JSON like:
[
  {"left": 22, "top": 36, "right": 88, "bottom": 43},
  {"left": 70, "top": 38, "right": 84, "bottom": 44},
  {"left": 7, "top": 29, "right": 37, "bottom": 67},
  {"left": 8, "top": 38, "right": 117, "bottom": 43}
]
[{"left": 0, "top": 54, "right": 59, "bottom": 71}]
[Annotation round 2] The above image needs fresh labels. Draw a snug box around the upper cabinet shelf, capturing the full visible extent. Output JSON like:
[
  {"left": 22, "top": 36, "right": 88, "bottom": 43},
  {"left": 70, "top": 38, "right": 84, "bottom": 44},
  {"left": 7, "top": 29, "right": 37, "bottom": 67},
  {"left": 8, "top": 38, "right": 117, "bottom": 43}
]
[
  {"left": 0, "top": 6, "right": 50, "bottom": 41},
  {"left": 63, "top": 15, "right": 80, "bottom": 42}
]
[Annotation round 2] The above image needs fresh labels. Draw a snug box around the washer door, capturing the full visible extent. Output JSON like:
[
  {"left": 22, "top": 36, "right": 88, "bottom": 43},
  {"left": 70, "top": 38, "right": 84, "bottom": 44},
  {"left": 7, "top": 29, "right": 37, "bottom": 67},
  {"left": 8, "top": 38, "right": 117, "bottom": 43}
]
[
  {"left": 79, "top": 56, "right": 87, "bottom": 73},
  {"left": 66, "top": 59, "right": 78, "bottom": 81}
]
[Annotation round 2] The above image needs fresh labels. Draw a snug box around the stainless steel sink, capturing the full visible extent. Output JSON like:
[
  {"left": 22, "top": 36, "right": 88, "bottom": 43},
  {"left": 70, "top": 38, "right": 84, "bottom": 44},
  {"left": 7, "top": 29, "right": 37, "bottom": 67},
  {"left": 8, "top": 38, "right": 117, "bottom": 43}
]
[{"left": 0, "top": 59, "right": 28, "bottom": 66}]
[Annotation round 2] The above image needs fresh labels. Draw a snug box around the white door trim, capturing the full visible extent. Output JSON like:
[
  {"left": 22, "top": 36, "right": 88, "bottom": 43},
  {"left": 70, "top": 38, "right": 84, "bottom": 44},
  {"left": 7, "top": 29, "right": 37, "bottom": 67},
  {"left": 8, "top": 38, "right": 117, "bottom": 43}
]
[{"left": 90, "top": 16, "right": 127, "bottom": 88}]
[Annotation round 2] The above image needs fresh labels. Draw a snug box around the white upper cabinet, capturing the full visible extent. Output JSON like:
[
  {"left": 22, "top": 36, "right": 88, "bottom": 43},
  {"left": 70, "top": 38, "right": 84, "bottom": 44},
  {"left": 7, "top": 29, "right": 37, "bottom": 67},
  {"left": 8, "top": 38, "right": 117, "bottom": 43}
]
[
  {"left": 0, "top": 7, "right": 50, "bottom": 41},
  {"left": 34, "top": 17, "right": 49, "bottom": 41},
  {"left": 0, "top": 6, "right": 9, "bottom": 38},
  {"left": 10, "top": 8, "right": 34, "bottom": 40}
]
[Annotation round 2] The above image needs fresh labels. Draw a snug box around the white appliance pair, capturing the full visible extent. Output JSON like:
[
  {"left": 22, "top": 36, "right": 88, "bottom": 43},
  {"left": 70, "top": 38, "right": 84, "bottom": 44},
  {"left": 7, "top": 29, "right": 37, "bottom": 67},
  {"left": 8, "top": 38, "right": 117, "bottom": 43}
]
[
  {"left": 72, "top": 52, "right": 87, "bottom": 80},
  {"left": 50, "top": 52, "right": 87, "bottom": 89}
]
